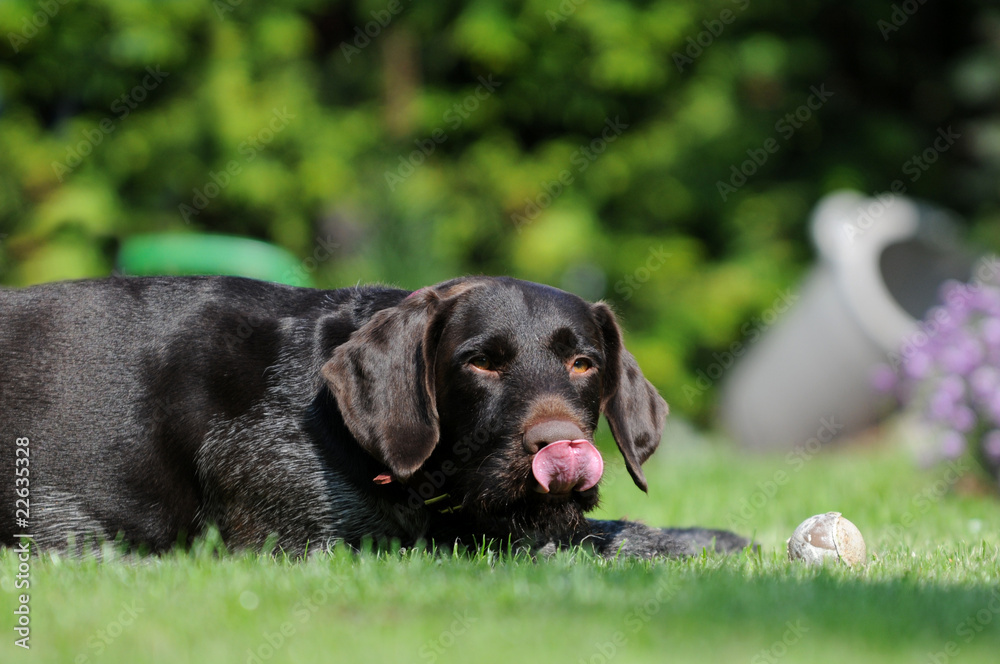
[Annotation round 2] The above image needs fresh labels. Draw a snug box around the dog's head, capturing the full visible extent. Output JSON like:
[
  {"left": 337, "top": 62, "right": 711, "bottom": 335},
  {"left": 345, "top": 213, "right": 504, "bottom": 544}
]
[{"left": 322, "top": 276, "right": 667, "bottom": 540}]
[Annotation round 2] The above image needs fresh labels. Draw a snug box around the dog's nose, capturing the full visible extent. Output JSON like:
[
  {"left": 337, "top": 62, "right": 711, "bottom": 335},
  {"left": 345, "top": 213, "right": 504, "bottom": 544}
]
[{"left": 523, "top": 419, "right": 587, "bottom": 454}]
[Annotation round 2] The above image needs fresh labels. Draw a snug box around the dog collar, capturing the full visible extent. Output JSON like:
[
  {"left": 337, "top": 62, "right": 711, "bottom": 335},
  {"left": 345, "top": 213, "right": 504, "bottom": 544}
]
[
  {"left": 423, "top": 493, "right": 463, "bottom": 514},
  {"left": 373, "top": 473, "right": 463, "bottom": 514}
]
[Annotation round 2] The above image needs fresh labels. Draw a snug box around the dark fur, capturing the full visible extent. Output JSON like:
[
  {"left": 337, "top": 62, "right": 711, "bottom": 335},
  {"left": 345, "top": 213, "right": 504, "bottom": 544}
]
[{"left": 0, "top": 275, "right": 746, "bottom": 557}]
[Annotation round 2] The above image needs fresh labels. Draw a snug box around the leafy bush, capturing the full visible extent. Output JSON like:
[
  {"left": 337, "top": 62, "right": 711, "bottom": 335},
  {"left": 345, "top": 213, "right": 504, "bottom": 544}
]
[{"left": 1, "top": 0, "right": 998, "bottom": 421}]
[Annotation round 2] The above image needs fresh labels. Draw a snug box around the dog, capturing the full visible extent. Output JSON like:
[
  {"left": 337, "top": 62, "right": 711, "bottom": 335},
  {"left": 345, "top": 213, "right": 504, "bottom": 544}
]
[{"left": 0, "top": 275, "right": 746, "bottom": 557}]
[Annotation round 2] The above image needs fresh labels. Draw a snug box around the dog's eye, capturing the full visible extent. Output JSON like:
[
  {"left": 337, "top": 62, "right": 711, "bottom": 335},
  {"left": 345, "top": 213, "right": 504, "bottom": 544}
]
[
  {"left": 469, "top": 356, "right": 493, "bottom": 372},
  {"left": 571, "top": 357, "right": 593, "bottom": 374}
]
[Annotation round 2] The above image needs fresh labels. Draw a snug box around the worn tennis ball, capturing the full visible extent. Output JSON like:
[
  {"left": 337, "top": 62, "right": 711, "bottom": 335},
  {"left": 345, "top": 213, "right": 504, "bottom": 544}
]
[{"left": 787, "top": 512, "right": 866, "bottom": 566}]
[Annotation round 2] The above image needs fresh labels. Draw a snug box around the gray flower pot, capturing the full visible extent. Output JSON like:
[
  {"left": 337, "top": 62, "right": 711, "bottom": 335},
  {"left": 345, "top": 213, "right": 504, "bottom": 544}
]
[{"left": 719, "top": 190, "right": 971, "bottom": 450}]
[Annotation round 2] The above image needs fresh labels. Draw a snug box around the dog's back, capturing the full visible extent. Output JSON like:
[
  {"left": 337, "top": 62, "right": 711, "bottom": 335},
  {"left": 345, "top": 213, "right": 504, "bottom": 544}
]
[{"left": 0, "top": 277, "right": 377, "bottom": 550}]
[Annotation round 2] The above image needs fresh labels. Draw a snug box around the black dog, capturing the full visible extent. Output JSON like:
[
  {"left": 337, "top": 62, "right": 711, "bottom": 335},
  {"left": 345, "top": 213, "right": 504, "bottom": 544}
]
[{"left": 0, "top": 275, "right": 746, "bottom": 557}]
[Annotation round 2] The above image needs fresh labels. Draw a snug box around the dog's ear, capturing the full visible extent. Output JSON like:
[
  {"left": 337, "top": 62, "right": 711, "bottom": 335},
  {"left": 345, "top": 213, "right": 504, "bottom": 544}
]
[
  {"left": 322, "top": 289, "right": 453, "bottom": 481},
  {"left": 592, "top": 303, "right": 668, "bottom": 492}
]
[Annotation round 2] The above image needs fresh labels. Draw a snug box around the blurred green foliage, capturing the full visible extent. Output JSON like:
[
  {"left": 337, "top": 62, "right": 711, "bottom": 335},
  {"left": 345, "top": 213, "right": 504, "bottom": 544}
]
[{"left": 1, "top": 0, "right": 999, "bottom": 422}]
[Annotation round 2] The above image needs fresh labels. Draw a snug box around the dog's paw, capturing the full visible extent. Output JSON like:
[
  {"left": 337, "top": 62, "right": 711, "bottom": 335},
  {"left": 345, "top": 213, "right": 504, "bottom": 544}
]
[
  {"left": 584, "top": 519, "right": 751, "bottom": 558},
  {"left": 658, "top": 527, "right": 751, "bottom": 555}
]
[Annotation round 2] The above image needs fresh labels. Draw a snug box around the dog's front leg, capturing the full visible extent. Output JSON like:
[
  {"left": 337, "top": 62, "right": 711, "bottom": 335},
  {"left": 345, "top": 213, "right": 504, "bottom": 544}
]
[{"left": 578, "top": 519, "right": 750, "bottom": 558}]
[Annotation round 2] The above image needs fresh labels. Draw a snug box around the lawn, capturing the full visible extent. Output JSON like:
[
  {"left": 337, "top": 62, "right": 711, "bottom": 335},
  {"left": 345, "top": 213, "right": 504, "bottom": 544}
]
[{"left": 2, "top": 421, "right": 999, "bottom": 664}]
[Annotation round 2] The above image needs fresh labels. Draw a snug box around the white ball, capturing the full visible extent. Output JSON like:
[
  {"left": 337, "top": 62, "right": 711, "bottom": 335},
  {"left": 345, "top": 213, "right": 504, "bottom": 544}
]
[{"left": 787, "top": 512, "right": 866, "bottom": 566}]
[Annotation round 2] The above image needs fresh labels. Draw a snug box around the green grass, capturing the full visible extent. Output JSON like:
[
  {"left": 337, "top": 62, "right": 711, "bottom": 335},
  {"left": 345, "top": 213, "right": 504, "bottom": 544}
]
[{"left": 3, "top": 424, "right": 1000, "bottom": 664}]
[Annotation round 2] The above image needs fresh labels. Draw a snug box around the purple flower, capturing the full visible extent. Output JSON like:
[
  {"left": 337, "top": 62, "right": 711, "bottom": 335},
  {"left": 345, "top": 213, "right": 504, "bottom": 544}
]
[
  {"left": 938, "top": 375, "right": 966, "bottom": 400},
  {"left": 928, "top": 388, "right": 957, "bottom": 422},
  {"left": 903, "top": 351, "right": 933, "bottom": 380},
  {"left": 971, "top": 287, "right": 1000, "bottom": 316},
  {"left": 892, "top": 272, "right": 1000, "bottom": 484},
  {"left": 871, "top": 364, "right": 897, "bottom": 393},
  {"left": 950, "top": 405, "right": 976, "bottom": 433},
  {"left": 940, "top": 333, "right": 984, "bottom": 376},
  {"left": 969, "top": 366, "right": 998, "bottom": 403},
  {"left": 981, "top": 317, "right": 1000, "bottom": 349},
  {"left": 940, "top": 281, "right": 974, "bottom": 318}
]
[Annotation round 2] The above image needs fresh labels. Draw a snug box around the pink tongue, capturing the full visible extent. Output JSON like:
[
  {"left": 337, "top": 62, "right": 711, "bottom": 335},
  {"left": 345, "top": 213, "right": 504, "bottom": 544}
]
[{"left": 531, "top": 439, "right": 604, "bottom": 494}]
